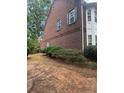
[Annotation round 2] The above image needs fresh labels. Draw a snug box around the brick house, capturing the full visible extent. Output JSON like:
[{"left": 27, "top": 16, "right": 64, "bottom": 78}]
[{"left": 41, "top": 0, "right": 97, "bottom": 51}]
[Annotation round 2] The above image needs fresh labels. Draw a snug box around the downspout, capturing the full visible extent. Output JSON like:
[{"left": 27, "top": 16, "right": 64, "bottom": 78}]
[{"left": 81, "top": 0, "right": 84, "bottom": 52}]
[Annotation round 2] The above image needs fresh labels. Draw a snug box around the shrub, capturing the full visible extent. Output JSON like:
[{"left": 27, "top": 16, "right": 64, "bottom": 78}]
[
  {"left": 27, "top": 47, "right": 30, "bottom": 56},
  {"left": 27, "top": 38, "right": 41, "bottom": 54},
  {"left": 84, "top": 46, "right": 97, "bottom": 61},
  {"left": 53, "top": 48, "right": 84, "bottom": 63},
  {"left": 36, "top": 47, "right": 41, "bottom": 53},
  {"left": 42, "top": 46, "right": 61, "bottom": 56},
  {"left": 40, "top": 48, "right": 46, "bottom": 53},
  {"left": 42, "top": 46, "right": 85, "bottom": 64}
]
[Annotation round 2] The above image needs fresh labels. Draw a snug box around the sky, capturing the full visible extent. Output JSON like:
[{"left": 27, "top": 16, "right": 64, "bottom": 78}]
[{"left": 85, "top": 0, "right": 97, "bottom": 3}]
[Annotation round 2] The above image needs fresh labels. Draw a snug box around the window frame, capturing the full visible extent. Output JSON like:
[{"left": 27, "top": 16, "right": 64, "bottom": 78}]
[
  {"left": 94, "top": 10, "right": 97, "bottom": 22},
  {"left": 88, "top": 35, "right": 92, "bottom": 45},
  {"left": 87, "top": 9, "right": 91, "bottom": 21},
  {"left": 68, "top": 8, "right": 77, "bottom": 25},
  {"left": 56, "top": 19, "right": 62, "bottom": 31}
]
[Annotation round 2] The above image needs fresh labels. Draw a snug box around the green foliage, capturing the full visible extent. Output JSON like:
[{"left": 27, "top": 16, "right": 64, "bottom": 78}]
[
  {"left": 44, "top": 46, "right": 61, "bottom": 56},
  {"left": 41, "top": 46, "right": 86, "bottom": 64},
  {"left": 27, "top": 38, "right": 41, "bottom": 54},
  {"left": 84, "top": 46, "right": 97, "bottom": 61},
  {"left": 27, "top": 0, "right": 51, "bottom": 54},
  {"left": 86, "top": 62, "right": 97, "bottom": 68},
  {"left": 27, "top": 0, "right": 51, "bottom": 37}
]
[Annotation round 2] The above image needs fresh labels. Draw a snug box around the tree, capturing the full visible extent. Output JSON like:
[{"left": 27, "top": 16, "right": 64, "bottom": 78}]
[{"left": 27, "top": 0, "right": 51, "bottom": 54}]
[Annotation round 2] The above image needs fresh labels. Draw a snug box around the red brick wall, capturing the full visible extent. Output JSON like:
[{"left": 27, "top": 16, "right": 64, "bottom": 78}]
[{"left": 41, "top": 0, "right": 83, "bottom": 50}]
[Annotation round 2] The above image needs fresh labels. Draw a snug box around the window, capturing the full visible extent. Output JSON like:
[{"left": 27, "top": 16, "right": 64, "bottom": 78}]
[
  {"left": 88, "top": 35, "right": 92, "bottom": 45},
  {"left": 68, "top": 8, "right": 77, "bottom": 24},
  {"left": 94, "top": 10, "right": 97, "bottom": 22},
  {"left": 95, "top": 35, "right": 97, "bottom": 45},
  {"left": 87, "top": 9, "right": 91, "bottom": 21},
  {"left": 56, "top": 19, "right": 62, "bottom": 31},
  {"left": 46, "top": 42, "right": 50, "bottom": 47}
]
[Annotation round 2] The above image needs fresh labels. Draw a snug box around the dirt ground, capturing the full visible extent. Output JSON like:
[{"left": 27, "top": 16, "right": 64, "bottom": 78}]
[{"left": 27, "top": 53, "right": 97, "bottom": 93}]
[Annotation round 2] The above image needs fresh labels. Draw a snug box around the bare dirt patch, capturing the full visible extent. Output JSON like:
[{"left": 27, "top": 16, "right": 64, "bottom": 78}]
[{"left": 27, "top": 53, "right": 96, "bottom": 93}]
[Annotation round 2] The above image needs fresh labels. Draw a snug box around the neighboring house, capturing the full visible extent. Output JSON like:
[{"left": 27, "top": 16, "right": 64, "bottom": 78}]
[{"left": 41, "top": 0, "right": 97, "bottom": 51}]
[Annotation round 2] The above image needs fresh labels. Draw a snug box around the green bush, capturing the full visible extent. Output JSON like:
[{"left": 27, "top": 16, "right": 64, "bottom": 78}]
[
  {"left": 27, "top": 47, "right": 30, "bottom": 56},
  {"left": 42, "top": 46, "right": 85, "bottom": 64},
  {"left": 84, "top": 46, "right": 97, "bottom": 61},
  {"left": 27, "top": 38, "right": 41, "bottom": 54},
  {"left": 40, "top": 48, "right": 46, "bottom": 53},
  {"left": 41, "top": 46, "right": 61, "bottom": 56},
  {"left": 36, "top": 47, "right": 41, "bottom": 53}
]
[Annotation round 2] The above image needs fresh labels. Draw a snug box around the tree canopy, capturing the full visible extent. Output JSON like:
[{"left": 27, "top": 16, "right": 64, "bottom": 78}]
[{"left": 27, "top": 0, "right": 51, "bottom": 54}]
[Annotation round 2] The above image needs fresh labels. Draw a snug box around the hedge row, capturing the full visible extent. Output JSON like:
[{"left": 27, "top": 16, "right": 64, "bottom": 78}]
[{"left": 41, "top": 46, "right": 86, "bottom": 64}]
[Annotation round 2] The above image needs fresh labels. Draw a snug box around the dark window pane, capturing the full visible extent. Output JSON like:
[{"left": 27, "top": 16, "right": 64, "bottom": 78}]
[{"left": 88, "top": 16, "right": 91, "bottom": 21}]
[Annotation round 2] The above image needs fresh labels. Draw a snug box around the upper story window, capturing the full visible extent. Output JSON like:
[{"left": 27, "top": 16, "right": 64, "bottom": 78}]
[
  {"left": 56, "top": 19, "right": 62, "bottom": 31},
  {"left": 68, "top": 8, "right": 77, "bottom": 24},
  {"left": 87, "top": 9, "right": 91, "bottom": 21},
  {"left": 88, "top": 35, "right": 92, "bottom": 45},
  {"left": 94, "top": 10, "right": 97, "bottom": 22}
]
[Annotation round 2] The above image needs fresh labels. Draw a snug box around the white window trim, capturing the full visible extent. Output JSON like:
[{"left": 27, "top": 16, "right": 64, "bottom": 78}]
[
  {"left": 87, "top": 9, "right": 91, "bottom": 21},
  {"left": 56, "top": 19, "right": 62, "bottom": 31},
  {"left": 68, "top": 8, "right": 77, "bottom": 24},
  {"left": 94, "top": 10, "right": 97, "bottom": 22},
  {"left": 88, "top": 35, "right": 92, "bottom": 45}
]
